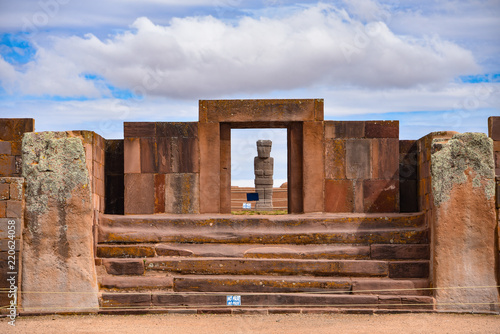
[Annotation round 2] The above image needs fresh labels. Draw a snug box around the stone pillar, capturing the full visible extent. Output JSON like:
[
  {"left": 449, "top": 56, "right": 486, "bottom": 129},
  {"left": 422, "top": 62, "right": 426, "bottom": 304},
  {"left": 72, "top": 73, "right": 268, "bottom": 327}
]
[
  {"left": 254, "top": 140, "right": 274, "bottom": 210},
  {"left": 430, "top": 133, "right": 499, "bottom": 312},
  {"left": 22, "top": 132, "right": 98, "bottom": 313}
]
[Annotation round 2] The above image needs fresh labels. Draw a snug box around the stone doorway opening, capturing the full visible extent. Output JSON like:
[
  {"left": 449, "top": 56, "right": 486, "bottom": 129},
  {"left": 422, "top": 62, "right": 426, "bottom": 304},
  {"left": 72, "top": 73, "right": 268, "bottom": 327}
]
[{"left": 230, "top": 128, "right": 288, "bottom": 213}]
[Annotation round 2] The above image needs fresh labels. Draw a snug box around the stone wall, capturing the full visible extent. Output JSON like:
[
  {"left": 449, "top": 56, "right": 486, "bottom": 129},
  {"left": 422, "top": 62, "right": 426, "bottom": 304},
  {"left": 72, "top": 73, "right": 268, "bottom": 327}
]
[
  {"left": 21, "top": 131, "right": 99, "bottom": 313},
  {"left": 323, "top": 121, "right": 399, "bottom": 213},
  {"left": 124, "top": 122, "right": 200, "bottom": 214},
  {"left": 399, "top": 140, "right": 418, "bottom": 212},
  {"left": 420, "top": 131, "right": 499, "bottom": 312},
  {"left": 0, "top": 177, "right": 24, "bottom": 315},
  {"left": 488, "top": 117, "right": 500, "bottom": 292},
  {"left": 0, "top": 119, "right": 34, "bottom": 177}
]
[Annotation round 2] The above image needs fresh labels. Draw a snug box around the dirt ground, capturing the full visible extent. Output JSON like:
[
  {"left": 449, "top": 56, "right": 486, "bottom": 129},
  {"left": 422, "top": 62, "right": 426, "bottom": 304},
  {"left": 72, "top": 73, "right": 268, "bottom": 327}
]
[{"left": 1, "top": 313, "right": 500, "bottom": 334}]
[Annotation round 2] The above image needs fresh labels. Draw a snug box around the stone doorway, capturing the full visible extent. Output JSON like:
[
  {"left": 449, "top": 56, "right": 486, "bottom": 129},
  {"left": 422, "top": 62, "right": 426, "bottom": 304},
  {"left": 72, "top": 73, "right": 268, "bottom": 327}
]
[{"left": 199, "top": 99, "right": 325, "bottom": 214}]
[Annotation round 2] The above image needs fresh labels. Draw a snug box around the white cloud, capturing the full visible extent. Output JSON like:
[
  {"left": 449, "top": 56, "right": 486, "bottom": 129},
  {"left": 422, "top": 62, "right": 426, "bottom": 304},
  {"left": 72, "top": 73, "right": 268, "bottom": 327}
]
[{"left": 2, "top": 4, "right": 480, "bottom": 100}]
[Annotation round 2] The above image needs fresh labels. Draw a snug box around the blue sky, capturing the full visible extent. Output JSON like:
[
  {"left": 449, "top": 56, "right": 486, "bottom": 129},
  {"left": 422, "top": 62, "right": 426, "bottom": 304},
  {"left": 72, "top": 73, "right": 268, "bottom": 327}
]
[{"left": 0, "top": 0, "right": 499, "bottom": 185}]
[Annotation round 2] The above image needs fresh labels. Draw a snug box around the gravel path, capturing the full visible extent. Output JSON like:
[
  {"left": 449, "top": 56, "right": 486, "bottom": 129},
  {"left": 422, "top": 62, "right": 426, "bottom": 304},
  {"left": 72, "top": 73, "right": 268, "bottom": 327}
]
[{"left": 2, "top": 313, "right": 500, "bottom": 334}]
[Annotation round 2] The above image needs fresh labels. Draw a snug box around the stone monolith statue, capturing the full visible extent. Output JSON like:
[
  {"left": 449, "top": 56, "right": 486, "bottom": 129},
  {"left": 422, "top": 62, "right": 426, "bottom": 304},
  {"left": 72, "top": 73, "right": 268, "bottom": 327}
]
[{"left": 254, "top": 140, "right": 273, "bottom": 210}]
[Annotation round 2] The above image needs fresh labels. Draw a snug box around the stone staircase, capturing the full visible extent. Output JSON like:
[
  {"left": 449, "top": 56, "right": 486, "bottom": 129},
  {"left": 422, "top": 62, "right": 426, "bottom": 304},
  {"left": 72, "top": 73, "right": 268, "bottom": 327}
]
[{"left": 95, "top": 213, "right": 434, "bottom": 314}]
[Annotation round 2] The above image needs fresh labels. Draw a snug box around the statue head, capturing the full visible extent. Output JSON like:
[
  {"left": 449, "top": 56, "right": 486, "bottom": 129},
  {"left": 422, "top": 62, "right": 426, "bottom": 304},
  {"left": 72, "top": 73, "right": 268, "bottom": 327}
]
[{"left": 256, "top": 140, "right": 272, "bottom": 158}]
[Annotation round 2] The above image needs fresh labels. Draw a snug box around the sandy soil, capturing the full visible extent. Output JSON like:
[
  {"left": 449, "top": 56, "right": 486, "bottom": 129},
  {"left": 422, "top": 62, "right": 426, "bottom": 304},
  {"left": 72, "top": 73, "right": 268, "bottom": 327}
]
[{"left": 2, "top": 313, "right": 500, "bottom": 334}]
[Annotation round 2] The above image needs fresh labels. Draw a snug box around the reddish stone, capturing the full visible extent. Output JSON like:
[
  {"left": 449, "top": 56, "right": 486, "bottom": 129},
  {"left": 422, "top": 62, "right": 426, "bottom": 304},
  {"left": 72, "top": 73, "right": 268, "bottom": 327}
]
[
  {"left": 363, "top": 180, "right": 399, "bottom": 212},
  {"left": 100, "top": 276, "right": 173, "bottom": 290},
  {"left": 371, "top": 244, "right": 430, "bottom": 260},
  {"left": 378, "top": 296, "right": 402, "bottom": 309},
  {"left": 325, "top": 121, "right": 364, "bottom": 139},
  {"left": 124, "top": 173, "right": 155, "bottom": 214},
  {"left": 103, "top": 259, "right": 145, "bottom": 275},
  {"left": 154, "top": 174, "right": 166, "bottom": 214},
  {"left": 0, "top": 155, "right": 16, "bottom": 176},
  {"left": 352, "top": 279, "right": 431, "bottom": 296},
  {"left": 220, "top": 123, "right": 231, "bottom": 213},
  {"left": 0, "top": 202, "right": 6, "bottom": 217},
  {"left": 0, "top": 118, "right": 34, "bottom": 141},
  {"left": 97, "top": 245, "right": 156, "bottom": 258},
  {"left": 156, "top": 122, "right": 198, "bottom": 138},
  {"left": 140, "top": 137, "right": 157, "bottom": 173},
  {"left": 101, "top": 293, "right": 151, "bottom": 308},
  {"left": 303, "top": 121, "right": 324, "bottom": 212},
  {"left": 6, "top": 200, "right": 22, "bottom": 218},
  {"left": 353, "top": 180, "right": 364, "bottom": 213},
  {"left": 179, "top": 137, "right": 200, "bottom": 173},
  {"left": 495, "top": 151, "right": 500, "bottom": 170},
  {"left": 0, "top": 251, "right": 19, "bottom": 288},
  {"left": 400, "top": 296, "right": 434, "bottom": 310},
  {"left": 198, "top": 122, "right": 220, "bottom": 213},
  {"left": 288, "top": 122, "right": 303, "bottom": 213},
  {"left": 388, "top": 261, "right": 429, "bottom": 278},
  {"left": 156, "top": 245, "right": 194, "bottom": 256},
  {"left": 124, "top": 122, "right": 156, "bottom": 138},
  {"left": 488, "top": 116, "right": 500, "bottom": 141},
  {"left": 365, "top": 121, "right": 399, "bottom": 138},
  {"left": 325, "top": 139, "right": 346, "bottom": 179},
  {"left": 346, "top": 140, "right": 371, "bottom": 179},
  {"left": 372, "top": 139, "right": 399, "bottom": 179},
  {"left": 200, "top": 99, "right": 322, "bottom": 123},
  {"left": 124, "top": 138, "right": 141, "bottom": 174},
  {"left": 0, "top": 141, "right": 11, "bottom": 155},
  {"left": 0, "top": 183, "right": 9, "bottom": 200},
  {"left": 324, "top": 180, "right": 354, "bottom": 212}
]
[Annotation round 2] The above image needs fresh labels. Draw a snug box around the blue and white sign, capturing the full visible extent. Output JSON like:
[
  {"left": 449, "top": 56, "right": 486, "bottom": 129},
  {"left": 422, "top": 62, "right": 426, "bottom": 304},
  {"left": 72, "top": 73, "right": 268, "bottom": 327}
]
[
  {"left": 242, "top": 203, "right": 251, "bottom": 209},
  {"left": 226, "top": 295, "right": 241, "bottom": 306}
]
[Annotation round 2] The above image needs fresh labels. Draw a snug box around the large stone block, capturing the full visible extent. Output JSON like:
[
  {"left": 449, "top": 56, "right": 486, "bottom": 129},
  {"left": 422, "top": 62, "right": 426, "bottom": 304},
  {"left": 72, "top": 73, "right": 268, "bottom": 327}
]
[
  {"left": 0, "top": 118, "right": 34, "bottom": 142},
  {"left": 0, "top": 141, "right": 11, "bottom": 155},
  {"left": 303, "top": 121, "right": 324, "bottom": 212},
  {"left": 198, "top": 122, "right": 220, "bottom": 213},
  {"left": 488, "top": 116, "right": 500, "bottom": 141},
  {"left": 372, "top": 138, "right": 399, "bottom": 179},
  {"left": 363, "top": 179, "right": 399, "bottom": 213},
  {"left": 431, "top": 133, "right": 499, "bottom": 312},
  {"left": 124, "top": 173, "right": 155, "bottom": 214},
  {"left": 21, "top": 131, "right": 98, "bottom": 313},
  {"left": 165, "top": 173, "right": 199, "bottom": 214},
  {"left": 346, "top": 140, "right": 371, "bottom": 179},
  {"left": 124, "top": 138, "right": 141, "bottom": 174},
  {"left": 157, "top": 122, "right": 198, "bottom": 138},
  {"left": 200, "top": 99, "right": 323, "bottom": 123},
  {"left": 325, "top": 121, "right": 364, "bottom": 139},
  {"left": 324, "top": 180, "right": 354, "bottom": 212},
  {"left": 140, "top": 137, "right": 157, "bottom": 173},
  {"left": 324, "top": 139, "right": 346, "bottom": 179},
  {"left": 124, "top": 122, "right": 156, "bottom": 138},
  {"left": 365, "top": 121, "right": 398, "bottom": 138},
  {"left": 0, "top": 155, "right": 16, "bottom": 176}
]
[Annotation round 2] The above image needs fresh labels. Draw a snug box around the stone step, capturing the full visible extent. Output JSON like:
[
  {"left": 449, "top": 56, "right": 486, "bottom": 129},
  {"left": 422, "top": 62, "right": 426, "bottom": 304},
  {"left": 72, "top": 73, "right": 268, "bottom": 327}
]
[
  {"left": 97, "top": 243, "right": 430, "bottom": 260},
  {"left": 171, "top": 275, "right": 431, "bottom": 295},
  {"left": 98, "top": 225, "right": 428, "bottom": 245},
  {"left": 101, "top": 257, "right": 429, "bottom": 278},
  {"left": 99, "top": 213, "right": 425, "bottom": 235},
  {"left": 99, "top": 292, "right": 434, "bottom": 311}
]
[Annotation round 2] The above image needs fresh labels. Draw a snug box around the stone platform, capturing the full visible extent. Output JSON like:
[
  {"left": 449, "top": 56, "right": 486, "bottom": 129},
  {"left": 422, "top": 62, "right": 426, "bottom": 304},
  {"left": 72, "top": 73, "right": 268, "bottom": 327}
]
[{"left": 96, "top": 212, "right": 433, "bottom": 313}]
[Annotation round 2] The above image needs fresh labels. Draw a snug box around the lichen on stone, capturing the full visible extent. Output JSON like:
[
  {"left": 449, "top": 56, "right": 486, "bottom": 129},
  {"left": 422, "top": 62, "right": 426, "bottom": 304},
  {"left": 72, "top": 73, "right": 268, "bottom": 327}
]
[
  {"left": 22, "top": 131, "right": 90, "bottom": 216},
  {"left": 431, "top": 132, "right": 495, "bottom": 207}
]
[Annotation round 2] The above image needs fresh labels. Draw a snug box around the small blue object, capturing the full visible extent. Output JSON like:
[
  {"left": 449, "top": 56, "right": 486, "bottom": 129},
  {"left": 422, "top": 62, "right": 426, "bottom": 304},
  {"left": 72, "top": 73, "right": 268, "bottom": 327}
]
[
  {"left": 226, "top": 295, "right": 241, "bottom": 306},
  {"left": 246, "top": 193, "right": 259, "bottom": 201},
  {"left": 243, "top": 203, "right": 251, "bottom": 209}
]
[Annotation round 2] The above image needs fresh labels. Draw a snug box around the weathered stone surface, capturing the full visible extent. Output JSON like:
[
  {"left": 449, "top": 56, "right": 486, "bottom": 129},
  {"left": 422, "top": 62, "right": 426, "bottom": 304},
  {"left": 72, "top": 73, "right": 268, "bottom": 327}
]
[
  {"left": 346, "top": 140, "right": 371, "bottom": 179},
  {"left": 124, "top": 122, "right": 156, "bottom": 138},
  {"left": 254, "top": 140, "right": 274, "bottom": 210},
  {"left": 365, "top": 121, "right": 399, "bottom": 138},
  {"left": 372, "top": 139, "right": 399, "bottom": 179},
  {"left": 21, "top": 131, "right": 98, "bottom": 313},
  {"left": 352, "top": 279, "right": 431, "bottom": 296},
  {"left": 324, "top": 139, "right": 346, "bottom": 179},
  {"left": 0, "top": 141, "right": 11, "bottom": 155},
  {"left": 363, "top": 180, "right": 399, "bottom": 212},
  {"left": 198, "top": 122, "right": 220, "bottom": 213},
  {"left": 324, "top": 180, "right": 354, "bottom": 212},
  {"left": 371, "top": 244, "right": 429, "bottom": 260},
  {"left": 488, "top": 116, "right": 500, "bottom": 141},
  {"left": 100, "top": 276, "right": 173, "bottom": 290},
  {"left": 102, "top": 259, "right": 145, "bottom": 275},
  {"left": 123, "top": 138, "right": 140, "bottom": 174},
  {"left": 388, "top": 261, "right": 429, "bottom": 278},
  {"left": 165, "top": 173, "right": 199, "bottom": 214},
  {"left": 199, "top": 99, "right": 323, "bottom": 123},
  {"left": 101, "top": 293, "right": 151, "bottom": 308},
  {"left": 430, "top": 133, "right": 499, "bottom": 312},
  {"left": 303, "top": 121, "right": 325, "bottom": 212},
  {"left": 97, "top": 245, "right": 156, "bottom": 258},
  {"left": 124, "top": 173, "right": 155, "bottom": 215},
  {"left": 325, "top": 121, "right": 364, "bottom": 139}
]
